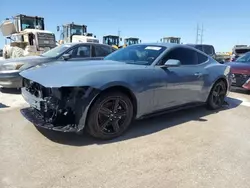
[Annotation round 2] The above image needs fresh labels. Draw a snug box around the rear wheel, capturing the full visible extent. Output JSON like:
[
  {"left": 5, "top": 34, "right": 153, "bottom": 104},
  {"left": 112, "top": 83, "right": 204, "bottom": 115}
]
[
  {"left": 207, "top": 80, "right": 227, "bottom": 110},
  {"left": 86, "top": 91, "right": 134, "bottom": 140}
]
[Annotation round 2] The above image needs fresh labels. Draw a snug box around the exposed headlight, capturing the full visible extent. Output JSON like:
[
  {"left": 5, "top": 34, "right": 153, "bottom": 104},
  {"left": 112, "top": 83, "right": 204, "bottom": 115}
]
[{"left": 0, "top": 62, "right": 24, "bottom": 71}]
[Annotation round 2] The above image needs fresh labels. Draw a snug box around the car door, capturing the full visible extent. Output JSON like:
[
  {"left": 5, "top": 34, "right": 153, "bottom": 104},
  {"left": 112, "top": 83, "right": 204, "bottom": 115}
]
[
  {"left": 92, "top": 45, "right": 113, "bottom": 60},
  {"left": 65, "top": 44, "right": 93, "bottom": 62},
  {"left": 153, "top": 47, "right": 206, "bottom": 111}
]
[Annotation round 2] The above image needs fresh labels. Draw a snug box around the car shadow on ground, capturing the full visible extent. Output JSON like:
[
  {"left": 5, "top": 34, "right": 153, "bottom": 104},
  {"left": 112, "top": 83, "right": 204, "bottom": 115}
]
[
  {"left": 0, "top": 103, "right": 9, "bottom": 108},
  {"left": 230, "top": 88, "right": 250, "bottom": 95},
  {"left": 0, "top": 88, "right": 21, "bottom": 94},
  {"left": 34, "top": 96, "right": 243, "bottom": 146}
]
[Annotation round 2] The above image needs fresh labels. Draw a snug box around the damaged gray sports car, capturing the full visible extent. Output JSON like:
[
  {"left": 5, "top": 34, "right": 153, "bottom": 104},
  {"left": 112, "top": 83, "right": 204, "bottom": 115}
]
[{"left": 20, "top": 43, "right": 231, "bottom": 140}]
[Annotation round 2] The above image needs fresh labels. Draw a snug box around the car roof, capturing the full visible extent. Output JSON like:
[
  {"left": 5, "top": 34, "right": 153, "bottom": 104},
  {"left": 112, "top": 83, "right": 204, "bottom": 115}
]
[
  {"left": 131, "top": 43, "right": 185, "bottom": 48},
  {"left": 63, "top": 42, "right": 112, "bottom": 48},
  {"left": 186, "top": 43, "right": 214, "bottom": 47}
]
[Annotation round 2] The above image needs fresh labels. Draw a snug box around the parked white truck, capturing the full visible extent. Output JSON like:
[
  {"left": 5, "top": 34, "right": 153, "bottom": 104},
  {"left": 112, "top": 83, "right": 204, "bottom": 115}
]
[{"left": 0, "top": 14, "right": 56, "bottom": 59}]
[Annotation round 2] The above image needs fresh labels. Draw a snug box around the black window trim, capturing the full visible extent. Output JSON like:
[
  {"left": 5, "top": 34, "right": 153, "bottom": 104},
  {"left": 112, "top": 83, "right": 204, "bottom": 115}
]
[
  {"left": 60, "top": 44, "right": 92, "bottom": 59},
  {"left": 156, "top": 46, "right": 210, "bottom": 67}
]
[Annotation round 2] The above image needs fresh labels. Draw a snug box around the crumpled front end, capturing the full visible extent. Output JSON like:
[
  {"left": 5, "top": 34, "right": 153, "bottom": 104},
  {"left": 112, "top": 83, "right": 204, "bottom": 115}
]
[{"left": 21, "top": 78, "right": 99, "bottom": 132}]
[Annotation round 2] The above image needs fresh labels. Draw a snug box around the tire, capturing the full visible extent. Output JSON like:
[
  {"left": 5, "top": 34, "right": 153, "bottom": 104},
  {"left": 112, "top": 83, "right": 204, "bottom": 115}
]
[
  {"left": 11, "top": 47, "right": 24, "bottom": 58},
  {"left": 86, "top": 91, "right": 134, "bottom": 140},
  {"left": 206, "top": 80, "right": 227, "bottom": 110}
]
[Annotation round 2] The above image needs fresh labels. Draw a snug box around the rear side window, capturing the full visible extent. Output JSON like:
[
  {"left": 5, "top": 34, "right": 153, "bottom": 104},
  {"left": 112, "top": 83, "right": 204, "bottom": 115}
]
[
  {"left": 163, "top": 47, "right": 198, "bottom": 65},
  {"left": 197, "top": 52, "right": 209, "bottom": 64},
  {"left": 94, "top": 45, "right": 113, "bottom": 57}
]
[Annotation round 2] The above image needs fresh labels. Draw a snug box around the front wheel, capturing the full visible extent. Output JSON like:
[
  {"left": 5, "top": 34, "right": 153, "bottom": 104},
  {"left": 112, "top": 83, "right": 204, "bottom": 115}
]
[
  {"left": 206, "top": 80, "right": 227, "bottom": 110},
  {"left": 86, "top": 91, "right": 134, "bottom": 140}
]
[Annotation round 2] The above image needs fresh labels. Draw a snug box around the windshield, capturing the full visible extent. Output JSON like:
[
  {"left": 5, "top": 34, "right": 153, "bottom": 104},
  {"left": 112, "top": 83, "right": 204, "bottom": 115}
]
[
  {"left": 41, "top": 44, "right": 73, "bottom": 57},
  {"left": 125, "top": 39, "right": 139, "bottom": 45},
  {"left": 235, "top": 52, "right": 250, "bottom": 63},
  {"left": 104, "top": 45, "right": 166, "bottom": 65},
  {"left": 20, "top": 17, "right": 44, "bottom": 30},
  {"left": 71, "top": 25, "right": 85, "bottom": 35},
  {"left": 104, "top": 36, "right": 119, "bottom": 46}
]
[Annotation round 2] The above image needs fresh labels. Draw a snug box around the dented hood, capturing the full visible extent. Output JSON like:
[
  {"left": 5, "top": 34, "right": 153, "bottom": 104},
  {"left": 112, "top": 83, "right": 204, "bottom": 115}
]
[{"left": 19, "top": 60, "right": 138, "bottom": 87}]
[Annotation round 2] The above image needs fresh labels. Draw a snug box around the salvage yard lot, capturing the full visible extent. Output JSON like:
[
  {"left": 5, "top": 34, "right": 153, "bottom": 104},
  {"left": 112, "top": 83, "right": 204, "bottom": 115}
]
[{"left": 1, "top": 89, "right": 250, "bottom": 188}]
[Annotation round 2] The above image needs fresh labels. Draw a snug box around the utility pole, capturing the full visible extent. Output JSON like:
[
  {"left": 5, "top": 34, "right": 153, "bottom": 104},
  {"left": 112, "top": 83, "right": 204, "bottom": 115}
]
[
  {"left": 200, "top": 24, "right": 204, "bottom": 44},
  {"left": 195, "top": 23, "right": 204, "bottom": 44},
  {"left": 118, "top": 29, "right": 121, "bottom": 38},
  {"left": 196, "top": 24, "right": 200, "bottom": 44}
]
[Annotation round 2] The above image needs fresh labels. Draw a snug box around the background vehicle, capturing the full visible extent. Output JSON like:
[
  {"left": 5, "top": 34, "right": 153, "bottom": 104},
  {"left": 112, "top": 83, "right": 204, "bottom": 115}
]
[
  {"left": 216, "top": 52, "right": 231, "bottom": 63},
  {"left": 231, "top": 45, "right": 250, "bottom": 61},
  {"left": 103, "top": 35, "right": 122, "bottom": 49},
  {"left": 20, "top": 43, "right": 230, "bottom": 140},
  {"left": 123, "top": 37, "right": 141, "bottom": 47},
  {"left": 186, "top": 44, "right": 226, "bottom": 63},
  {"left": 0, "top": 14, "right": 56, "bottom": 59},
  {"left": 187, "top": 44, "right": 216, "bottom": 57},
  {"left": 228, "top": 52, "right": 250, "bottom": 91},
  {"left": 160, "top": 36, "right": 181, "bottom": 44},
  {"left": 0, "top": 43, "right": 114, "bottom": 88},
  {"left": 57, "top": 22, "right": 99, "bottom": 44}
]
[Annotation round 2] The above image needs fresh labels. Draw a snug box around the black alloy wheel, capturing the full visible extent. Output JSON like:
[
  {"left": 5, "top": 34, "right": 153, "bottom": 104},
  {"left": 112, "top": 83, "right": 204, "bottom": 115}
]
[
  {"left": 207, "top": 80, "right": 227, "bottom": 110},
  {"left": 86, "top": 91, "right": 133, "bottom": 139}
]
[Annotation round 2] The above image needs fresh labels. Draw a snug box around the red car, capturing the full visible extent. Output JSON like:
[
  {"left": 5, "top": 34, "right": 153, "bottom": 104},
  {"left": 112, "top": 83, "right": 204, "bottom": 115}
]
[{"left": 228, "top": 52, "right": 250, "bottom": 90}]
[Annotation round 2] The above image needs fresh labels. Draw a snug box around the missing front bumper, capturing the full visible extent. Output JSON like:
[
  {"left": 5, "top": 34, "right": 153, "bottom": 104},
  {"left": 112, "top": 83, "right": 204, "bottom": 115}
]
[{"left": 21, "top": 107, "right": 78, "bottom": 132}]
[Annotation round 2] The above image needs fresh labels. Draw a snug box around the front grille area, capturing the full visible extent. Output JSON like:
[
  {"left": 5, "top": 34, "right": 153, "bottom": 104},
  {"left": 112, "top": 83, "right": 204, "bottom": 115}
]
[
  {"left": 22, "top": 78, "right": 76, "bottom": 127},
  {"left": 232, "top": 73, "right": 250, "bottom": 87},
  {"left": 23, "top": 78, "right": 51, "bottom": 98}
]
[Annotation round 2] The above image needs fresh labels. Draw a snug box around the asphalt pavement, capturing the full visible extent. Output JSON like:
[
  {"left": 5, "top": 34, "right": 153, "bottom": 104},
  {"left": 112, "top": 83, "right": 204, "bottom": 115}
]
[{"left": 0, "top": 89, "right": 250, "bottom": 188}]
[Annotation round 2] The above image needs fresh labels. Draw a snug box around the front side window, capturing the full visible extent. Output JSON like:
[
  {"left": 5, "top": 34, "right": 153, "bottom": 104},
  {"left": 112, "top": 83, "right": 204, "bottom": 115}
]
[
  {"left": 161, "top": 47, "right": 198, "bottom": 65},
  {"left": 67, "top": 45, "right": 91, "bottom": 58},
  {"left": 104, "top": 45, "right": 166, "bottom": 65}
]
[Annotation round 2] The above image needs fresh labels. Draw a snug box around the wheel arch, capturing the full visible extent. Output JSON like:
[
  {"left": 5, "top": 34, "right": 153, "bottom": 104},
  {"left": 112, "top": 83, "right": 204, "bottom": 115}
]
[
  {"left": 85, "top": 85, "right": 138, "bottom": 125},
  {"left": 207, "top": 76, "right": 228, "bottom": 101}
]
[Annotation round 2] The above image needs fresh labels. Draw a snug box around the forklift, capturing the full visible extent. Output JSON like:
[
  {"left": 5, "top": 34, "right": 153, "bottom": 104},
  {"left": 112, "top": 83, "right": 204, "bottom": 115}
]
[
  {"left": 124, "top": 37, "right": 141, "bottom": 47},
  {"left": 160, "top": 36, "right": 181, "bottom": 44},
  {"left": 103, "top": 35, "right": 122, "bottom": 49},
  {"left": 57, "top": 22, "right": 99, "bottom": 44}
]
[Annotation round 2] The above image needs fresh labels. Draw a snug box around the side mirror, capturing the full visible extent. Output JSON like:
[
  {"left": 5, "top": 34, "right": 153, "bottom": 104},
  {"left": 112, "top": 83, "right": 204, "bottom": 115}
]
[
  {"left": 120, "top": 38, "right": 122, "bottom": 41},
  {"left": 62, "top": 54, "right": 71, "bottom": 61},
  {"left": 161, "top": 59, "right": 181, "bottom": 67},
  {"left": 140, "top": 40, "right": 142, "bottom": 43},
  {"left": 57, "top": 26, "right": 60, "bottom": 32}
]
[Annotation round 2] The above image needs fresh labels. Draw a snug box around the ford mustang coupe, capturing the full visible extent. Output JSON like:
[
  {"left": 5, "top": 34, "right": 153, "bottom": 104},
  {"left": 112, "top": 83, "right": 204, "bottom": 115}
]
[{"left": 20, "top": 43, "right": 231, "bottom": 140}]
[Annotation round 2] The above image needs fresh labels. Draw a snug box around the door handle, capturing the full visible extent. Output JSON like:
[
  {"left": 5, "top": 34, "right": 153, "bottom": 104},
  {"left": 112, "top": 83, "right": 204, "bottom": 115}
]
[{"left": 194, "top": 72, "right": 203, "bottom": 77}]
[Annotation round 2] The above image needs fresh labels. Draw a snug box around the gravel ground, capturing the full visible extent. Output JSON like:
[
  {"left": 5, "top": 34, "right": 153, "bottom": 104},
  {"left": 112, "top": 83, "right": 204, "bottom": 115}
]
[{"left": 1, "top": 89, "right": 250, "bottom": 188}]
